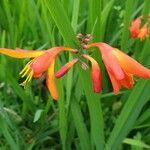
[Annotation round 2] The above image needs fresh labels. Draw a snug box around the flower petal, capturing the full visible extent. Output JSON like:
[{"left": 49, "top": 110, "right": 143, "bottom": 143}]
[
  {"left": 120, "top": 72, "right": 134, "bottom": 89},
  {"left": 30, "top": 52, "right": 55, "bottom": 77},
  {"left": 82, "top": 54, "right": 102, "bottom": 93},
  {"left": 0, "top": 47, "right": 77, "bottom": 59},
  {"left": 107, "top": 67, "right": 134, "bottom": 94},
  {"left": 106, "top": 67, "right": 121, "bottom": 95},
  {"left": 87, "top": 43, "right": 124, "bottom": 80},
  {"left": 47, "top": 47, "right": 78, "bottom": 55},
  {"left": 113, "top": 48, "right": 150, "bottom": 78},
  {"left": 55, "top": 59, "right": 78, "bottom": 78},
  {"left": 29, "top": 47, "right": 77, "bottom": 78},
  {"left": 46, "top": 60, "right": 58, "bottom": 100},
  {"left": 129, "top": 17, "right": 141, "bottom": 38},
  {"left": 138, "top": 24, "right": 149, "bottom": 40},
  {"left": 0, "top": 48, "right": 45, "bottom": 58}
]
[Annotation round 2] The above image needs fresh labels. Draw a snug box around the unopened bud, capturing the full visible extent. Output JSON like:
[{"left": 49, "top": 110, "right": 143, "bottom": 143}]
[
  {"left": 55, "top": 59, "right": 78, "bottom": 78},
  {"left": 81, "top": 43, "right": 88, "bottom": 49},
  {"left": 76, "top": 33, "right": 83, "bottom": 39},
  {"left": 84, "top": 38, "right": 91, "bottom": 43},
  {"left": 81, "top": 63, "right": 88, "bottom": 70},
  {"left": 72, "top": 49, "right": 78, "bottom": 53},
  {"left": 85, "top": 34, "right": 92, "bottom": 39}
]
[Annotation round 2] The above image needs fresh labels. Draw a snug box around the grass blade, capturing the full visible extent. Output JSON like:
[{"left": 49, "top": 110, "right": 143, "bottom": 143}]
[
  {"left": 45, "top": 0, "right": 80, "bottom": 47},
  {"left": 66, "top": 0, "right": 80, "bottom": 111},
  {"left": 121, "top": 0, "right": 135, "bottom": 51},
  {"left": 70, "top": 97, "right": 91, "bottom": 150},
  {"left": 123, "top": 138, "right": 150, "bottom": 149},
  {"left": 78, "top": 66, "right": 105, "bottom": 150},
  {"left": 106, "top": 80, "right": 150, "bottom": 150}
]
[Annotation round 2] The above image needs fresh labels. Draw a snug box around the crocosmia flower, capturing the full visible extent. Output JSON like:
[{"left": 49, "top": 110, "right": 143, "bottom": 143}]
[
  {"left": 0, "top": 47, "right": 77, "bottom": 100},
  {"left": 129, "top": 17, "right": 141, "bottom": 38},
  {"left": 130, "top": 16, "right": 150, "bottom": 40},
  {"left": 87, "top": 42, "right": 150, "bottom": 94},
  {"left": 137, "top": 24, "right": 149, "bottom": 40}
]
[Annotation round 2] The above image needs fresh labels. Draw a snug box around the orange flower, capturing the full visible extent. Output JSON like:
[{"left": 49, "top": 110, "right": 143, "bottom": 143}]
[
  {"left": 129, "top": 17, "right": 141, "bottom": 38},
  {"left": 82, "top": 54, "right": 102, "bottom": 93},
  {"left": 130, "top": 16, "right": 150, "bottom": 40},
  {"left": 0, "top": 47, "right": 77, "bottom": 100},
  {"left": 137, "top": 24, "right": 149, "bottom": 40},
  {"left": 87, "top": 42, "right": 150, "bottom": 94},
  {"left": 55, "top": 59, "right": 78, "bottom": 78}
]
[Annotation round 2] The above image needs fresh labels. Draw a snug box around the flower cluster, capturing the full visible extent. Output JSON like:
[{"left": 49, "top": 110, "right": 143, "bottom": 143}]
[
  {"left": 129, "top": 15, "right": 150, "bottom": 40},
  {"left": 86, "top": 43, "right": 150, "bottom": 94},
  {"left": 0, "top": 38, "right": 150, "bottom": 100},
  {"left": 0, "top": 47, "right": 78, "bottom": 100}
]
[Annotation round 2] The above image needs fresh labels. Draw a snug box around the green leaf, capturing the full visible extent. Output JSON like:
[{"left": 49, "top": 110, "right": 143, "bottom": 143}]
[
  {"left": 70, "top": 98, "right": 91, "bottom": 150},
  {"left": 121, "top": 0, "right": 135, "bottom": 51},
  {"left": 45, "top": 0, "right": 80, "bottom": 47},
  {"left": 106, "top": 80, "right": 150, "bottom": 150},
  {"left": 66, "top": 0, "right": 80, "bottom": 112},
  {"left": 0, "top": 116, "right": 19, "bottom": 150},
  {"left": 101, "top": 0, "right": 114, "bottom": 41},
  {"left": 87, "top": 0, "right": 102, "bottom": 41},
  {"left": 33, "top": 109, "right": 43, "bottom": 123},
  {"left": 123, "top": 138, "right": 150, "bottom": 149},
  {"left": 78, "top": 66, "right": 105, "bottom": 150}
]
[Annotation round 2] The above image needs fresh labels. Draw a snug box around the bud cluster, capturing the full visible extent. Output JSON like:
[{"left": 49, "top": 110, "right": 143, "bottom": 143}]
[{"left": 76, "top": 33, "right": 92, "bottom": 49}]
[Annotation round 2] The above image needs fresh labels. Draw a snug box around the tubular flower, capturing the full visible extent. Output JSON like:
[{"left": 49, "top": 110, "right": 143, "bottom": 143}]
[
  {"left": 0, "top": 47, "right": 77, "bottom": 100},
  {"left": 55, "top": 59, "right": 78, "bottom": 78},
  {"left": 82, "top": 54, "right": 102, "bottom": 93},
  {"left": 137, "top": 24, "right": 149, "bottom": 40},
  {"left": 129, "top": 17, "right": 141, "bottom": 38},
  {"left": 129, "top": 16, "right": 150, "bottom": 40},
  {"left": 87, "top": 42, "right": 150, "bottom": 94}
]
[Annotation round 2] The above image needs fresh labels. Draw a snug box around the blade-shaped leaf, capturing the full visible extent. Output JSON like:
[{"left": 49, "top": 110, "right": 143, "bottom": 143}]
[{"left": 106, "top": 80, "right": 150, "bottom": 150}]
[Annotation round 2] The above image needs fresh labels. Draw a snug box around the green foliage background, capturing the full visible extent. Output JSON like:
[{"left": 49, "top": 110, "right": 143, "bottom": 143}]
[{"left": 0, "top": 0, "right": 150, "bottom": 149}]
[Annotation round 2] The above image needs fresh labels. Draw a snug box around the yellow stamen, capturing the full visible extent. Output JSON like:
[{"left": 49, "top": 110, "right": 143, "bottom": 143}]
[
  {"left": 19, "top": 60, "right": 35, "bottom": 87},
  {"left": 20, "top": 66, "right": 30, "bottom": 78},
  {"left": 19, "top": 60, "right": 33, "bottom": 75},
  {"left": 20, "top": 70, "right": 33, "bottom": 88},
  {"left": 19, "top": 65, "right": 29, "bottom": 75}
]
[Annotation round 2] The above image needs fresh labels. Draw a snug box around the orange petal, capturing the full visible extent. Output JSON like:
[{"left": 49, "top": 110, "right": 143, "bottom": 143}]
[
  {"left": 106, "top": 67, "right": 121, "bottom": 95},
  {"left": 82, "top": 54, "right": 102, "bottom": 93},
  {"left": 55, "top": 59, "right": 78, "bottom": 78},
  {"left": 129, "top": 17, "right": 141, "bottom": 38},
  {"left": 30, "top": 47, "right": 77, "bottom": 77},
  {"left": 107, "top": 66, "right": 134, "bottom": 93},
  {"left": 138, "top": 24, "right": 149, "bottom": 40},
  {"left": 88, "top": 43, "right": 124, "bottom": 80},
  {"left": 30, "top": 52, "right": 55, "bottom": 77},
  {"left": 0, "top": 48, "right": 45, "bottom": 58},
  {"left": 47, "top": 47, "right": 78, "bottom": 55},
  {"left": 0, "top": 47, "right": 77, "bottom": 59},
  {"left": 46, "top": 60, "right": 58, "bottom": 100},
  {"left": 113, "top": 48, "right": 150, "bottom": 78},
  {"left": 120, "top": 72, "right": 134, "bottom": 89}
]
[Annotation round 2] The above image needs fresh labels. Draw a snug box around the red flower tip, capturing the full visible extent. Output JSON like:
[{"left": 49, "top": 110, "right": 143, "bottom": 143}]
[
  {"left": 130, "top": 16, "right": 150, "bottom": 40},
  {"left": 82, "top": 54, "right": 102, "bottom": 93},
  {"left": 91, "top": 65, "right": 102, "bottom": 93},
  {"left": 55, "top": 59, "right": 78, "bottom": 78},
  {"left": 129, "top": 17, "right": 141, "bottom": 38}
]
